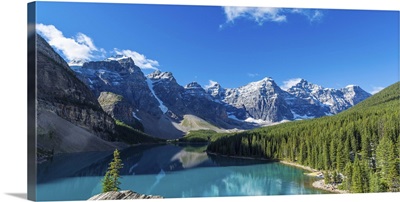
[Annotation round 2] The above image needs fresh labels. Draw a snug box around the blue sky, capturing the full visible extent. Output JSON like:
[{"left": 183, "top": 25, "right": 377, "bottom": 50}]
[{"left": 35, "top": 2, "right": 399, "bottom": 94}]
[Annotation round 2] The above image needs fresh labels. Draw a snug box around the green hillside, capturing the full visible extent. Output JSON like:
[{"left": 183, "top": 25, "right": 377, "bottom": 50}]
[
  {"left": 114, "top": 120, "right": 165, "bottom": 144},
  {"left": 207, "top": 82, "right": 400, "bottom": 193},
  {"left": 346, "top": 82, "right": 399, "bottom": 111},
  {"left": 177, "top": 130, "right": 235, "bottom": 143}
]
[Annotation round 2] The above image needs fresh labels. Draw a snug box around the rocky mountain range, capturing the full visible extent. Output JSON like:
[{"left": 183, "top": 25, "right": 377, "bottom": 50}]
[
  {"left": 35, "top": 33, "right": 371, "bottom": 156},
  {"left": 69, "top": 55, "right": 371, "bottom": 139},
  {"left": 35, "top": 34, "right": 127, "bottom": 156}
]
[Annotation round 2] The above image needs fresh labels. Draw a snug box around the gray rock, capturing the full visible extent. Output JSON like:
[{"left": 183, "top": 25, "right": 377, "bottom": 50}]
[
  {"left": 204, "top": 77, "right": 371, "bottom": 123},
  {"left": 36, "top": 34, "right": 117, "bottom": 149},
  {"left": 88, "top": 190, "right": 163, "bottom": 200},
  {"left": 222, "top": 77, "right": 294, "bottom": 122},
  {"left": 206, "top": 82, "right": 226, "bottom": 100},
  {"left": 68, "top": 51, "right": 371, "bottom": 137},
  {"left": 149, "top": 71, "right": 239, "bottom": 129},
  {"left": 98, "top": 91, "right": 141, "bottom": 130},
  {"left": 287, "top": 79, "right": 371, "bottom": 115},
  {"left": 77, "top": 57, "right": 163, "bottom": 118}
]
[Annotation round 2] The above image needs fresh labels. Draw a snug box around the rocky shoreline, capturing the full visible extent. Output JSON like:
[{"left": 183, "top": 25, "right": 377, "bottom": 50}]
[
  {"left": 279, "top": 160, "right": 318, "bottom": 172},
  {"left": 88, "top": 190, "right": 163, "bottom": 200},
  {"left": 280, "top": 160, "right": 348, "bottom": 194},
  {"left": 312, "top": 180, "right": 349, "bottom": 194}
]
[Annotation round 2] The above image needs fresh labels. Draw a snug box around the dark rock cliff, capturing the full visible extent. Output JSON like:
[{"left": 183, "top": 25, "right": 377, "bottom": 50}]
[{"left": 36, "top": 34, "right": 123, "bottom": 155}]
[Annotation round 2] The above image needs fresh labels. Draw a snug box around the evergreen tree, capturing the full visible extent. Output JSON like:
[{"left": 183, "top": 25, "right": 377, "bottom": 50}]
[
  {"left": 369, "top": 170, "right": 380, "bottom": 193},
  {"left": 376, "top": 135, "right": 390, "bottom": 191},
  {"left": 324, "top": 171, "right": 330, "bottom": 184},
  {"left": 386, "top": 140, "right": 400, "bottom": 192},
  {"left": 102, "top": 171, "right": 113, "bottom": 193},
  {"left": 343, "top": 162, "right": 353, "bottom": 190},
  {"left": 351, "top": 158, "right": 364, "bottom": 193},
  {"left": 329, "top": 139, "right": 337, "bottom": 170},
  {"left": 332, "top": 170, "right": 339, "bottom": 185},
  {"left": 336, "top": 140, "right": 346, "bottom": 171},
  {"left": 298, "top": 142, "right": 306, "bottom": 164},
  {"left": 361, "top": 160, "right": 370, "bottom": 193},
  {"left": 361, "top": 133, "right": 371, "bottom": 160},
  {"left": 322, "top": 142, "right": 330, "bottom": 170},
  {"left": 102, "top": 149, "right": 124, "bottom": 192}
]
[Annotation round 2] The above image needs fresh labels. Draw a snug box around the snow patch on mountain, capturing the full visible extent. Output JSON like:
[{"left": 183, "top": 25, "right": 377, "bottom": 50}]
[
  {"left": 227, "top": 112, "right": 241, "bottom": 121},
  {"left": 205, "top": 80, "right": 219, "bottom": 89},
  {"left": 244, "top": 117, "right": 272, "bottom": 125},
  {"left": 146, "top": 78, "right": 168, "bottom": 114},
  {"left": 345, "top": 84, "right": 356, "bottom": 88},
  {"left": 148, "top": 70, "right": 174, "bottom": 81},
  {"left": 132, "top": 111, "right": 141, "bottom": 121},
  {"left": 68, "top": 59, "right": 88, "bottom": 66},
  {"left": 291, "top": 110, "right": 315, "bottom": 120}
]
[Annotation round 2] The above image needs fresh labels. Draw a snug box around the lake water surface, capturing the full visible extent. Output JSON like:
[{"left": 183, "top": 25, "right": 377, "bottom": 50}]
[{"left": 37, "top": 144, "right": 326, "bottom": 201}]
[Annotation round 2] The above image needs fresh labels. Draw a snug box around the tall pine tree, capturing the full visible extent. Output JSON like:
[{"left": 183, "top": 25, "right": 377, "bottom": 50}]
[
  {"left": 351, "top": 158, "right": 364, "bottom": 193},
  {"left": 102, "top": 149, "right": 124, "bottom": 192}
]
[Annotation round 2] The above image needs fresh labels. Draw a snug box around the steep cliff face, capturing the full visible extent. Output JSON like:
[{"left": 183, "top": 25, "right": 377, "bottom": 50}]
[
  {"left": 97, "top": 91, "right": 143, "bottom": 131},
  {"left": 36, "top": 34, "right": 122, "bottom": 155},
  {"left": 148, "top": 71, "right": 245, "bottom": 131},
  {"left": 286, "top": 79, "right": 371, "bottom": 114},
  {"left": 223, "top": 78, "right": 294, "bottom": 122},
  {"left": 182, "top": 81, "right": 230, "bottom": 123},
  {"left": 72, "top": 58, "right": 180, "bottom": 138},
  {"left": 76, "top": 57, "right": 162, "bottom": 118},
  {"left": 147, "top": 70, "right": 186, "bottom": 121}
]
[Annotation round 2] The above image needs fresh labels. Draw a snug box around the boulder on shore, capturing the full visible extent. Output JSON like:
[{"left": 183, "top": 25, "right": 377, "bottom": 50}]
[{"left": 88, "top": 190, "right": 163, "bottom": 200}]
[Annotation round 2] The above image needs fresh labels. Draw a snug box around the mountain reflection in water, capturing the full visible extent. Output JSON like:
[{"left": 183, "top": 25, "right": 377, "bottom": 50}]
[{"left": 37, "top": 144, "right": 326, "bottom": 201}]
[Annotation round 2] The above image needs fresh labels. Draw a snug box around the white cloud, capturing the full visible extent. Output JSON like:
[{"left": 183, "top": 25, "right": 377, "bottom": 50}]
[
  {"left": 291, "top": 9, "right": 323, "bottom": 22},
  {"left": 281, "top": 78, "right": 302, "bottom": 90},
  {"left": 36, "top": 24, "right": 160, "bottom": 69},
  {"left": 76, "top": 33, "right": 97, "bottom": 50},
  {"left": 371, "top": 86, "right": 384, "bottom": 94},
  {"left": 247, "top": 73, "right": 259, "bottom": 78},
  {"left": 223, "top": 7, "right": 286, "bottom": 25},
  {"left": 205, "top": 80, "right": 219, "bottom": 89},
  {"left": 113, "top": 49, "right": 159, "bottom": 70},
  {"left": 221, "top": 7, "right": 323, "bottom": 26},
  {"left": 36, "top": 23, "right": 101, "bottom": 62}
]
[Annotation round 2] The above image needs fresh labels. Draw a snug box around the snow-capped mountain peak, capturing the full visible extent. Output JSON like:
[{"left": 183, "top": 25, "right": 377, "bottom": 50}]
[
  {"left": 105, "top": 54, "right": 130, "bottom": 61},
  {"left": 147, "top": 70, "right": 174, "bottom": 81},
  {"left": 184, "top": 82, "right": 212, "bottom": 98},
  {"left": 68, "top": 58, "right": 89, "bottom": 67},
  {"left": 243, "top": 77, "right": 282, "bottom": 95},
  {"left": 185, "top": 81, "right": 203, "bottom": 90},
  {"left": 345, "top": 84, "right": 357, "bottom": 88},
  {"left": 288, "top": 79, "right": 322, "bottom": 93},
  {"left": 206, "top": 81, "right": 225, "bottom": 99},
  {"left": 292, "top": 78, "right": 308, "bottom": 87},
  {"left": 341, "top": 85, "right": 371, "bottom": 105},
  {"left": 261, "top": 77, "right": 274, "bottom": 82}
]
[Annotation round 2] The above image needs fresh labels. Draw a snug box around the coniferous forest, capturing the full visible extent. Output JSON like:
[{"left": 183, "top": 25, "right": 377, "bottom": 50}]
[{"left": 207, "top": 82, "right": 400, "bottom": 193}]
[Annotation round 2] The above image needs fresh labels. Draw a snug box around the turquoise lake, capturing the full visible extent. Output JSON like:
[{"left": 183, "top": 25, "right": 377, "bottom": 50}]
[{"left": 36, "top": 144, "right": 327, "bottom": 201}]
